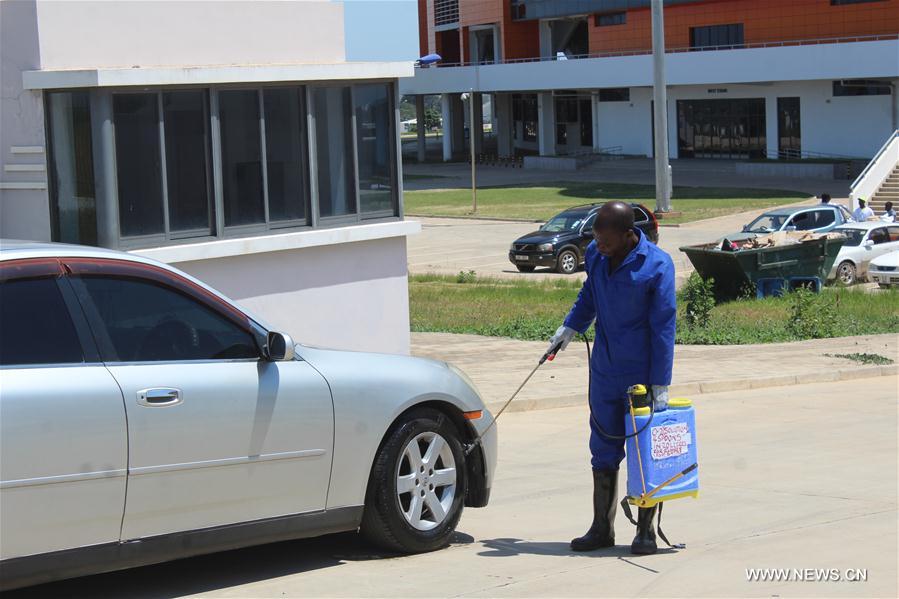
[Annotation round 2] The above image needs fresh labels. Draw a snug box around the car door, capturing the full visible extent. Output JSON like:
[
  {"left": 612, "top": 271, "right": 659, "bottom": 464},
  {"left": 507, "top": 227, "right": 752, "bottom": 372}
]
[
  {"left": 811, "top": 209, "right": 836, "bottom": 232},
  {"left": 578, "top": 212, "right": 597, "bottom": 253},
  {"left": 64, "top": 258, "right": 334, "bottom": 540},
  {"left": 864, "top": 227, "right": 897, "bottom": 271},
  {"left": 0, "top": 260, "right": 127, "bottom": 559}
]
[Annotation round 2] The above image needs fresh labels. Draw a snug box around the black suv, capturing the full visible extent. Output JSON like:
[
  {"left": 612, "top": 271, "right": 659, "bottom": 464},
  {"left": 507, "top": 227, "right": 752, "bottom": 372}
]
[{"left": 508, "top": 203, "right": 660, "bottom": 274}]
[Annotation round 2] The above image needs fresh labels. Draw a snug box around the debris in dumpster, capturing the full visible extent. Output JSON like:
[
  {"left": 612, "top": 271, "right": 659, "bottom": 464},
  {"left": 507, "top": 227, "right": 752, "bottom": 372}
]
[{"left": 716, "top": 230, "right": 843, "bottom": 252}]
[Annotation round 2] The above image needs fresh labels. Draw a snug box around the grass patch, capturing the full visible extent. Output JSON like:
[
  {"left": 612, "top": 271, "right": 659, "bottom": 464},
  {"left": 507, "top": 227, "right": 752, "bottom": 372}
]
[
  {"left": 403, "top": 173, "right": 449, "bottom": 181},
  {"left": 825, "top": 352, "right": 894, "bottom": 365},
  {"left": 409, "top": 273, "right": 899, "bottom": 344},
  {"left": 404, "top": 181, "right": 809, "bottom": 224}
]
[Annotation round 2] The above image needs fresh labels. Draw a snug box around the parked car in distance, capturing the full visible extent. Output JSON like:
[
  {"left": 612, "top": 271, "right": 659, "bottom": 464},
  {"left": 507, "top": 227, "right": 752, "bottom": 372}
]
[
  {"left": 727, "top": 204, "right": 853, "bottom": 242},
  {"left": 826, "top": 223, "right": 899, "bottom": 285},
  {"left": 868, "top": 249, "right": 899, "bottom": 289},
  {"left": 508, "top": 203, "right": 660, "bottom": 274},
  {"left": 0, "top": 241, "right": 497, "bottom": 591}
]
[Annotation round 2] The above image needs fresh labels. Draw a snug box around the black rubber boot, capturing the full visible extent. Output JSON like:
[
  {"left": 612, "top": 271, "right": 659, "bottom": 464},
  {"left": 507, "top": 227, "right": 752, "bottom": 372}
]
[
  {"left": 630, "top": 505, "right": 658, "bottom": 555},
  {"left": 570, "top": 469, "right": 617, "bottom": 552}
]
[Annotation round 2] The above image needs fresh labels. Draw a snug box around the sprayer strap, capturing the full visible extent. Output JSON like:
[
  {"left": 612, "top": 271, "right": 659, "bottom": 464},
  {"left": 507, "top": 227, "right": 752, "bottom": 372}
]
[{"left": 657, "top": 502, "right": 686, "bottom": 550}]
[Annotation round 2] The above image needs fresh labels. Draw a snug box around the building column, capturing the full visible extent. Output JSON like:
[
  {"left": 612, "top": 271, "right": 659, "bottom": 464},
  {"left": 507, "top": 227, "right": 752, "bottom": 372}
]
[
  {"left": 667, "top": 96, "right": 679, "bottom": 160},
  {"left": 89, "top": 90, "right": 119, "bottom": 248},
  {"left": 441, "top": 93, "right": 453, "bottom": 162},
  {"left": 415, "top": 95, "right": 426, "bottom": 163},
  {"left": 495, "top": 93, "right": 513, "bottom": 157},
  {"left": 451, "top": 94, "right": 465, "bottom": 153},
  {"left": 892, "top": 78, "right": 899, "bottom": 131},
  {"left": 472, "top": 92, "right": 484, "bottom": 154},
  {"left": 591, "top": 91, "right": 601, "bottom": 152},
  {"left": 764, "top": 95, "right": 779, "bottom": 159},
  {"left": 537, "top": 92, "right": 556, "bottom": 156}
]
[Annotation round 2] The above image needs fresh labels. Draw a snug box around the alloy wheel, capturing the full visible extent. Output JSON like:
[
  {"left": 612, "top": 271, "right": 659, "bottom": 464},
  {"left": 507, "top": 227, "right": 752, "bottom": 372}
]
[{"left": 395, "top": 432, "right": 457, "bottom": 531}]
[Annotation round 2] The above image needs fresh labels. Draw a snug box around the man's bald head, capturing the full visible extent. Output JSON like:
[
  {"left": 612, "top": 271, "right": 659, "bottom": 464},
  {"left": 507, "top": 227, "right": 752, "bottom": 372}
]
[{"left": 593, "top": 201, "right": 634, "bottom": 233}]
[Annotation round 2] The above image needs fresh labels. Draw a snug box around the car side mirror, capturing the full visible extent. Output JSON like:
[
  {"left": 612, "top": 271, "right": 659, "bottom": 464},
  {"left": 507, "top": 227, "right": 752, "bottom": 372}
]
[
  {"left": 582, "top": 228, "right": 593, "bottom": 237},
  {"left": 741, "top": 224, "right": 749, "bottom": 232},
  {"left": 864, "top": 239, "right": 874, "bottom": 248},
  {"left": 266, "top": 331, "right": 295, "bottom": 361}
]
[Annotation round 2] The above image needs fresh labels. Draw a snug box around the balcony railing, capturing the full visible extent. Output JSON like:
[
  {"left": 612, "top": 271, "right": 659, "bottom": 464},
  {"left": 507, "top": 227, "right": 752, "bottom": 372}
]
[
  {"left": 415, "top": 33, "right": 898, "bottom": 68},
  {"left": 434, "top": 0, "right": 459, "bottom": 27}
]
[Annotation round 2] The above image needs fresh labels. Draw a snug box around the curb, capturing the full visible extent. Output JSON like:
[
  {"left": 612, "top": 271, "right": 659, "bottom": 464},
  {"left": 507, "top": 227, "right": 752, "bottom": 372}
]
[{"left": 483, "top": 363, "right": 896, "bottom": 414}]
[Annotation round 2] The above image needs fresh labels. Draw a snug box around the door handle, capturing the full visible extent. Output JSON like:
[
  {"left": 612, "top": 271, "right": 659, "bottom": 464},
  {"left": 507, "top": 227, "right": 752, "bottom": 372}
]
[{"left": 137, "top": 387, "right": 182, "bottom": 407}]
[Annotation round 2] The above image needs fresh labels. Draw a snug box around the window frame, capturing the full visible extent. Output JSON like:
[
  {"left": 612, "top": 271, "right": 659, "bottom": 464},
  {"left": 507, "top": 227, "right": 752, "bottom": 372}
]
[
  {"left": 48, "top": 79, "right": 402, "bottom": 253},
  {"left": 62, "top": 257, "right": 265, "bottom": 364}
]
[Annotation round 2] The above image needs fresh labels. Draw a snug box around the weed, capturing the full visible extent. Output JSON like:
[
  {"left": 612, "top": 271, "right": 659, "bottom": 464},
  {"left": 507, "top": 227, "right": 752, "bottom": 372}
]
[{"left": 825, "top": 352, "right": 894, "bottom": 365}]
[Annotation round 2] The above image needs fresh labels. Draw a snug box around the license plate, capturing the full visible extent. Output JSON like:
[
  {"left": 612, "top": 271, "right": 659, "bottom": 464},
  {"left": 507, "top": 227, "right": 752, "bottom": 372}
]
[{"left": 515, "top": 255, "right": 529, "bottom": 261}]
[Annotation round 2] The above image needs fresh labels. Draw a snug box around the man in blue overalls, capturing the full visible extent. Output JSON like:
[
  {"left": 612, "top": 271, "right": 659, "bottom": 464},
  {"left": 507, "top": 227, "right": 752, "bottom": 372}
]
[{"left": 548, "top": 201, "right": 676, "bottom": 555}]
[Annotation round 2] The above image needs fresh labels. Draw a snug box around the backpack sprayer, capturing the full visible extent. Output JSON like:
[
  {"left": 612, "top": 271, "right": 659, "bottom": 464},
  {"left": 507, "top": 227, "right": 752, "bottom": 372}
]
[{"left": 465, "top": 335, "right": 699, "bottom": 546}]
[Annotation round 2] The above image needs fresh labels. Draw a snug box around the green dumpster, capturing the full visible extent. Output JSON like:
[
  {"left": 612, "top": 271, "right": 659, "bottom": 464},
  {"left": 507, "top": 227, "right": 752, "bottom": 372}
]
[{"left": 680, "top": 234, "right": 846, "bottom": 300}]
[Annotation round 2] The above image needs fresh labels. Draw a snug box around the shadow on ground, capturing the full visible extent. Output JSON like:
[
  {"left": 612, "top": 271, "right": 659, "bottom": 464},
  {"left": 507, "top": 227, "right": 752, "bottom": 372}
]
[
  {"left": 5, "top": 531, "right": 475, "bottom": 599},
  {"left": 478, "top": 537, "right": 678, "bottom": 561}
]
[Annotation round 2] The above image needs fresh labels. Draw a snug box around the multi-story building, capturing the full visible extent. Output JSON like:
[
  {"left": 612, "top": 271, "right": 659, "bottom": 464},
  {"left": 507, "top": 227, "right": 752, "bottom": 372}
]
[
  {"left": 402, "top": 0, "right": 899, "bottom": 162},
  {"left": 1, "top": 0, "right": 419, "bottom": 354}
]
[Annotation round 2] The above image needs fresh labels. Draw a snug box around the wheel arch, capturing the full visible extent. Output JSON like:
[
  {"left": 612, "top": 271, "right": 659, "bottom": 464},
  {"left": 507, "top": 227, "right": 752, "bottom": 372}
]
[{"left": 367, "top": 399, "right": 489, "bottom": 510}]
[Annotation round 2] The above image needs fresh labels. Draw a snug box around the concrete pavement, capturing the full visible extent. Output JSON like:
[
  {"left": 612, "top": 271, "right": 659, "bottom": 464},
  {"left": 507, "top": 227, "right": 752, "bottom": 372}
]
[
  {"left": 17, "top": 377, "right": 896, "bottom": 598},
  {"left": 405, "top": 199, "right": 818, "bottom": 286},
  {"left": 412, "top": 332, "right": 898, "bottom": 414}
]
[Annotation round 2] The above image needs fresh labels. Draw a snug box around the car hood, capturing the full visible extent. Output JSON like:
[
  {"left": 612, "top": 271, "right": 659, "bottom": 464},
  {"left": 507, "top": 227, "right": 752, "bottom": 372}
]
[
  {"left": 513, "top": 230, "right": 571, "bottom": 245},
  {"left": 871, "top": 250, "right": 899, "bottom": 268},
  {"left": 293, "top": 344, "right": 486, "bottom": 412}
]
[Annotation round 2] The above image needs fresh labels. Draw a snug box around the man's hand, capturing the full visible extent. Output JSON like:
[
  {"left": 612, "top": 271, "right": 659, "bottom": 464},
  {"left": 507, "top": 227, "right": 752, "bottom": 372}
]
[
  {"left": 651, "top": 385, "right": 669, "bottom": 411},
  {"left": 547, "top": 325, "right": 577, "bottom": 355}
]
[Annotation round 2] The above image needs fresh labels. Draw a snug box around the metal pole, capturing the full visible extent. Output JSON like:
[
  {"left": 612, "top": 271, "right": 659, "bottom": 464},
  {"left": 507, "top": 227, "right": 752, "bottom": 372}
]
[
  {"left": 651, "top": 0, "right": 671, "bottom": 213},
  {"left": 469, "top": 91, "right": 477, "bottom": 213}
]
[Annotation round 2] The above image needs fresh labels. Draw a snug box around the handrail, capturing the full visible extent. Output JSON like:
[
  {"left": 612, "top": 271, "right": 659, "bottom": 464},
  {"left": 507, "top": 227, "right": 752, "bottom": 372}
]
[
  {"left": 415, "top": 33, "right": 898, "bottom": 69},
  {"left": 851, "top": 130, "right": 899, "bottom": 192}
]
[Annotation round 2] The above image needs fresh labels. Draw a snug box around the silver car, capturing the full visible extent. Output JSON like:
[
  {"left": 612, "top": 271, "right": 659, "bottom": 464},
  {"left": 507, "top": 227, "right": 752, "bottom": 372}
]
[{"left": 0, "top": 241, "right": 497, "bottom": 590}]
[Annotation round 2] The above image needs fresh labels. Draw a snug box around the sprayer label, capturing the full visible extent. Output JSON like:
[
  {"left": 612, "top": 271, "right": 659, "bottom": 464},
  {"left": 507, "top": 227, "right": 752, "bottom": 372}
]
[{"left": 651, "top": 423, "right": 691, "bottom": 460}]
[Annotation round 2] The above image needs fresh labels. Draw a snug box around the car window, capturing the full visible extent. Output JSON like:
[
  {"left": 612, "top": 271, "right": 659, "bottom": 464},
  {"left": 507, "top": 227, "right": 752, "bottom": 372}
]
[
  {"left": 0, "top": 278, "right": 84, "bottom": 366},
  {"left": 888, "top": 226, "right": 899, "bottom": 242},
  {"left": 632, "top": 207, "right": 648, "bottom": 224},
  {"left": 77, "top": 276, "right": 259, "bottom": 362},
  {"left": 869, "top": 228, "right": 889, "bottom": 244},
  {"left": 790, "top": 211, "right": 815, "bottom": 231},
  {"left": 541, "top": 213, "right": 585, "bottom": 232},
  {"left": 815, "top": 210, "right": 835, "bottom": 228},
  {"left": 582, "top": 213, "right": 597, "bottom": 230},
  {"left": 746, "top": 213, "right": 786, "bottom": 233},
  {"left": 837, "top": 229, "right": 865, "bottom": 246}
]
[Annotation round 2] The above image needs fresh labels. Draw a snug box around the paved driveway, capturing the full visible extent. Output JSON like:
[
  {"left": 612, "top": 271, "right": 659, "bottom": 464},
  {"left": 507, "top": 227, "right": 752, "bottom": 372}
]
[{"left": 17, "top": 377, "right": 896, "bottom": 598}]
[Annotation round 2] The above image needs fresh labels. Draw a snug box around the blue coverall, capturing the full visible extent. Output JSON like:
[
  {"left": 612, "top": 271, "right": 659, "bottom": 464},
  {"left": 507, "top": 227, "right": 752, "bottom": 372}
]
[{"left": 563, "top": 229, "right": 677, "bottom": 471}]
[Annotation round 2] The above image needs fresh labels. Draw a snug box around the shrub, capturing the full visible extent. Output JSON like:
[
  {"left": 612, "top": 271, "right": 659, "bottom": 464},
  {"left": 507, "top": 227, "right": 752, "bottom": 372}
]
[
  {"left": 455, "top": 270, "right": 477, "bottom": 284},
  {"left": 682, "top": 272, "right": 716, "bottom": 329},
  {"left": 787, "top": 288, "right": 836, "bottom": 339}
]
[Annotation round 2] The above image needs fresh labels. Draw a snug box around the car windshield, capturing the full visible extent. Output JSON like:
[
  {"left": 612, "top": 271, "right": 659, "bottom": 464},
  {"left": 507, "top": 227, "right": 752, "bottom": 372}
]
[
  {"left": 541, "top": 213, "right": 586, "bottom": 232},
  {"left": 745, "top": 213, "right": 788, "bottom": 233},
  {"left": 837, "top": 229, "right": 865, "bottom": 246}
]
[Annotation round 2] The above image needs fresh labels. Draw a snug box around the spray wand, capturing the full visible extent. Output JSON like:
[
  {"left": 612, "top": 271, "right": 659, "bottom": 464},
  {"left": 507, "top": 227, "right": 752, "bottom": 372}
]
[{"left": 464, "top": 340, "right": 563, "bottom": 456}]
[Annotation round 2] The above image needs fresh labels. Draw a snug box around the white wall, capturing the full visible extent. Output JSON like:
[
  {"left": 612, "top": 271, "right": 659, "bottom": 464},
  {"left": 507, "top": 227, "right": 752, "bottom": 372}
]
[
  {"left": 171, "top": 237, "right": 413, "bottom": 355},
  {"left": 34, "top": 0, "right": 346, "bottom": 69},
  {"left": 0, "top": 0, "right": 50, "bottom": 241},
  {"left": 597, "top": 87, "right": 653, "bottom": 157}
]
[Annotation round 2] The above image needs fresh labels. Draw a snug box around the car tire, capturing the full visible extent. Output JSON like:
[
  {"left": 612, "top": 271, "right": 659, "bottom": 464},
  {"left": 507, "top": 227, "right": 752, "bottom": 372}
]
[
  {"left": 516, "top": 265, "right": 536, "bottom": 273},
  {"left": 556, "top": 249, "right": 579, "bottom": 275},
  {"left": 836, "top": 261, "right": 857, "bottom": 286},
  {"left": 361, "top": 408, "right": 467, "bottom": 553}
]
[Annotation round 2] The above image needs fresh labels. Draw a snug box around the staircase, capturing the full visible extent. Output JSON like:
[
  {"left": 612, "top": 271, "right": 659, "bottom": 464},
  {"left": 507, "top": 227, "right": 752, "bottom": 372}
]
[
  {"left": 850, "top": 130, "right": 899, "bottom": 215},
  {"left": 868, "top": 166, "right": 899, "bottom": 213}
]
